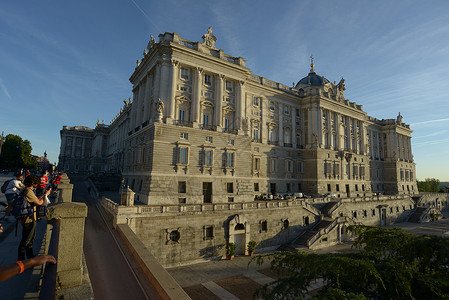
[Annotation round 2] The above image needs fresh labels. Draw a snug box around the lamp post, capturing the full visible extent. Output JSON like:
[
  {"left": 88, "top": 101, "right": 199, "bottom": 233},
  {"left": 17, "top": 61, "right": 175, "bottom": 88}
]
[
  {"left": 0, "top": 132, "right": 5, "bottom": 155},
  {"left": 15, "top": 145, "right": 21, "bottom": 172}
]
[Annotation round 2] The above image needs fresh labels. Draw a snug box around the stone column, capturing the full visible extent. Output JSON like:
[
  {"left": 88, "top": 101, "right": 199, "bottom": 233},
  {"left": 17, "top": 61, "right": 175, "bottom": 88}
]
[
  {"left": 159, "top": 61, "right": 170, "bottom": 121},
  {"left": 167, "top": 60, "right": 178, "bottom": 123},
  {"left": 261, "top": 99, "right": 267, "bottom": 143},
  {"left": 278, "top": 103, "right": 283, "bottom": 145},
  {"left": 143, "top": 74, "right": 152, "bottom": 123},
  {"left": 154, "top": 63, "right": 161, "bottom": 105},
  {"left": 316, "top": 106, "right": 322, "bottom": 148},
  {"left": 236, "top": 80, "right": 245, "bottom": 134},
  {"left": 81, "top": 138, "right": 85, "bottom": 158},
  {"left": 70, "top": 137, "right": 75, "bottom": 158},
  {"left": 215, "top": 74, "right": 224, "bottom": 130},
  {"left": 361, "top": 122, "right": 366, "bottom": 155},
  {"left": 47, "top": 202, "right": 88, "bottom": 288},
  {"left": 307, "top": 108, "right": 313, "bottom": 148},
  {"left": 192, "top": 67, "right": 202, "bottom": 127},
  {"left": 136, "top": 84, "right": 144, "bottom": 127},
  {"left": 292, "top": 107, "right": 296, "bottom": 148},
  {"left": 336, "top": 114, "right": 342, "bottom": 150}
]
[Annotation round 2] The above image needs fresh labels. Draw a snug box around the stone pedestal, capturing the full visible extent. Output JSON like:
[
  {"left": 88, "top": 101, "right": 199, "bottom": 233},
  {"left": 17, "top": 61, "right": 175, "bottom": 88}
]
[
  {"left": 58, "top": 183, "right": 73, "bottom": 203},
  {"left": 47, "top": 202, "right": 88, "bottom": 288},
  {"left": 120, "top": 187, "right": 135, "bottom": 206}
]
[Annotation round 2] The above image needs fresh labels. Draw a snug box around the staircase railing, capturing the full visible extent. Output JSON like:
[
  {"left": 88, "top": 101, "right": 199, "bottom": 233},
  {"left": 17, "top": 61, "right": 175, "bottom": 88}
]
[
  {"left": 307, "top": 218, "right": 340, "bottom": 248},
  {"left": 326, "top": 199, "right": 343, "bottom": 217}
]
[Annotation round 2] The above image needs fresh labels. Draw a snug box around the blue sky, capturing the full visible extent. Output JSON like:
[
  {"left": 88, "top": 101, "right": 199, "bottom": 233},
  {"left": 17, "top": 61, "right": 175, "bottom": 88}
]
[{"left": 1, "top": 1, "right": 448, "bottom": 180}]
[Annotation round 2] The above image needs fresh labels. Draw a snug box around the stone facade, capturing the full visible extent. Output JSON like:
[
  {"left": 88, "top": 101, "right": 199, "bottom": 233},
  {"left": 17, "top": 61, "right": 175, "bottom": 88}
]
[
  {"left": 59, "top": 28, "right": 417, "bottom": 201},
  {"left": 60, "top": 28, "right": 427, "bottom": 266}
]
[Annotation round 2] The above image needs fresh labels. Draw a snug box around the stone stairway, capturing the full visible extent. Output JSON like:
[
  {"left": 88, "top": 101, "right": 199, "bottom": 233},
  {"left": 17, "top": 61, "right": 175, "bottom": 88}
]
[
  {"left": 320, "top": 201, "right": 339, "bottom": 216},
  {"left": 408, "top": 207, "right": 428, "bottom": 223},
  {"left": 294, "top": 220, "right": 333, "bottom": 247}
]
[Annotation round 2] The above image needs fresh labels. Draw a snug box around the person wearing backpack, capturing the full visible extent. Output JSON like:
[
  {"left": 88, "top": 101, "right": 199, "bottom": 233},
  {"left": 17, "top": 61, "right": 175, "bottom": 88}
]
[
  {"left": 17, "top": 175, "right": 51, "bottom": 261},
  {"left": 4, "top": 174, "right": 25, "bottom": 220}
]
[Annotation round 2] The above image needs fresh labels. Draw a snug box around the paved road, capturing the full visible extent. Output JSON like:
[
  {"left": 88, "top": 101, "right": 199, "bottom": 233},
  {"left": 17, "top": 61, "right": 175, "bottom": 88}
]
[{"left": 72, "top": 180, "right": 160, "bottom": 300}]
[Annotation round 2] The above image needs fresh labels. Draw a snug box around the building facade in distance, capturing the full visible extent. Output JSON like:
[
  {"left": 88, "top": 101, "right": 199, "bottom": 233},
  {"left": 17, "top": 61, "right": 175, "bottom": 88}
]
[{"left": 58, "top": 28, "right": 417, "bottom": 204}]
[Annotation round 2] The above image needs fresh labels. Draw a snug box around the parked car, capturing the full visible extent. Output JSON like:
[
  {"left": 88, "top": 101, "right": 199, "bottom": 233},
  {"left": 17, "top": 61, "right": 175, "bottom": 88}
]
[{"left": 324, "top": 193, "right": 337, "bottom": 198}]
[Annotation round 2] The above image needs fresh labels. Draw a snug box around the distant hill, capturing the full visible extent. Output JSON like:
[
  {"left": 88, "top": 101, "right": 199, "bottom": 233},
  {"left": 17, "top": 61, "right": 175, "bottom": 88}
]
[{"left": 439, "top": 182, "right": 449, "bottom": 188}]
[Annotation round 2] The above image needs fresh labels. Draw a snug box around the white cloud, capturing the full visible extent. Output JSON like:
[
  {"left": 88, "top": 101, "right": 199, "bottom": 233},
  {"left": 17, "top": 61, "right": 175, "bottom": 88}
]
[
  {"left": 0, "top": 78, "right": 11, "bottom": 100},
  {"left": 411, "top": 118, "right": 449, "bottom": 127}
]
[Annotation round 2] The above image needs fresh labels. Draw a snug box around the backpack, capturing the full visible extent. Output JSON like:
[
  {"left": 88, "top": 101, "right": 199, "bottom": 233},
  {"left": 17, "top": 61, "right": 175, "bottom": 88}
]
[
  {"left": 12, "top": 192, "right": 34, "bottom": 220},
  {"left": 1, "top": 179, "right": 13, "bottom": 193}
]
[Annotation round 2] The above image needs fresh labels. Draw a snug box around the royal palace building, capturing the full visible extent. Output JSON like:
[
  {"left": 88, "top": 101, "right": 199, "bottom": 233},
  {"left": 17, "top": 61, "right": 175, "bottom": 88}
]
[{"left": 58, "top": 28, "right": 418, "bottom": 205}]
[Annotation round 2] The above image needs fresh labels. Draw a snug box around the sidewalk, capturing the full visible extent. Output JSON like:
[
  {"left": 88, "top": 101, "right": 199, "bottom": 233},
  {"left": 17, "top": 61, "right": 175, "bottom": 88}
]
[
  {"left": 0, "top": 217, "right": 48, "bottom": 299},
  {"left": 0, "top": 174, "right": 48, "bottom": 299}
]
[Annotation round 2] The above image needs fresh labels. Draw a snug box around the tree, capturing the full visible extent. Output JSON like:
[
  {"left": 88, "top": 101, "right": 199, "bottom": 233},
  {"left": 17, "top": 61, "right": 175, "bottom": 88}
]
[
  {"left": 417, "top": 178, "right": 441, "bottom": 192},
  {"left": 0, "top": 134, "right": 37, "bottom": 170},
  {"left": 252, "top": 225, "right": 449, "bottom": 299}
]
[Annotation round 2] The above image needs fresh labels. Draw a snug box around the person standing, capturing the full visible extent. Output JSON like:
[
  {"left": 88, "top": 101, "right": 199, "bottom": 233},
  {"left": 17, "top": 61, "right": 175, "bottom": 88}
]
[
  {"left": 36, "top": 171, "right": 48, "bottom": 197},
  {"left": 18, "top": 175, "right": 51, "bottom": 261},
  {"left": 4, "top": 173, "right": 25, "bottom": 220}
]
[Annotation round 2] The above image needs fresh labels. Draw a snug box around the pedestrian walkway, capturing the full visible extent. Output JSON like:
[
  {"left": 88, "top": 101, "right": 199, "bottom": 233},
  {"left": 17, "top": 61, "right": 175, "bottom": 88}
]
[
  {"left": 0, "top": 174, "right": 48, "bottom": 300},
  {"left": 167, "top": 243, "right": 355, "bottom": 300}
]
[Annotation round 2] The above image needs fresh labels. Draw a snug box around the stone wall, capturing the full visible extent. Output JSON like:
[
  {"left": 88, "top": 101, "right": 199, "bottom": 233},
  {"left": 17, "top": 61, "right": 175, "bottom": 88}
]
[{"left": 102, "top": 194, "right": 431, "bottom": 267}]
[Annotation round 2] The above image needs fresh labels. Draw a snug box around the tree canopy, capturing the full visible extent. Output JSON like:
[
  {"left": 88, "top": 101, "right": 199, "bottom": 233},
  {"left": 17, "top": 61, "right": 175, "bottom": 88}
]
[
  {"left": 417, "top": 178, "right": 441, "bottom": 193},
  {"left": 252, "top": 225, "right": 449, "bottom": 299},
  {"left": 0, "top": 134, "right": 37, "bottom": 169}
]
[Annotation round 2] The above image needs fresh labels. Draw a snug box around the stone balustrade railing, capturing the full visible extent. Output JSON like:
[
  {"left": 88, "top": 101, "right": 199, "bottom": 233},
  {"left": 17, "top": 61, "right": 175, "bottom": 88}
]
[{"left": 40, "top": 173, "right": 88, "bottom": 296}]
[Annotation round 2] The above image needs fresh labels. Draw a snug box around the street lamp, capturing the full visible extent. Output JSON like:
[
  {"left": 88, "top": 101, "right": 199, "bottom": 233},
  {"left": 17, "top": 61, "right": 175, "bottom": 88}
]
[{"left": 15, "top": 145, "right": 21, "bottom": 171}]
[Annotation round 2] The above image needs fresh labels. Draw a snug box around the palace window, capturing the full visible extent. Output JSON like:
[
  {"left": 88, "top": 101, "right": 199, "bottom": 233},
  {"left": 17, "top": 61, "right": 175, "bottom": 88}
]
[
  {"left": 228, "top": 139, "right": 234, "bottom": 145},
  {"left": 225, "top": 80, "right": 233, "bottom": 91},
  {"left": 179, "top": 109, "right": 186, "bottom": 121},
  {"left": 204, "top": 74, "right": 212, "bottom": 85},
  {"left": 204, "top": 149, "right": 213, "bottom": 166},
  {"left": 204, "top": 226, "right": 214, "bottom": 240},
  {"left": 225, "top": 152, "right": 235, "bottom": 168},
  {"left": 180, "top": 132, "right": 188, "bottom": 139},
  {"left": 270, "top": 158, "right": 277, "bottom": 173},
  {"left": 178, "top": 147, "right": 189, "bottom": 165},
  {"left": 203, "top": 113, "right": 210, "bottom": 126},
  {"left": 253, "top": 126, "right": 259, "bottom": 141},
  {"left": 180, "top": 68, "right": 189, "bottom": 80},
  {"left": 205, "top": 136, "right": 213, "bottom": 143},
  {"left": 224, "top": 117, "right": 232, "bottom": 131},
  {"left": 260, "top": 220, "right": 268, "bottom": 232},
  {"left": 269, "top": 102, "right": 275, "bottom": 111},
  {"left": 178, "top": 181, "right": 186, "bottom": 193},
  {"left": 227, "top": 182, "right": 234, "bottom": 193},
  {"left": 253, "top": 96, "right": 260, "bottom": 106},
  {"left": 254, "top": 182, "right": 259, "bottom": 192},
  {"left": 169, "top": 230, "right": 180, "bottom": 242},
  {"left": 254, "top": 157, "right": 260, "bottom": 172}
]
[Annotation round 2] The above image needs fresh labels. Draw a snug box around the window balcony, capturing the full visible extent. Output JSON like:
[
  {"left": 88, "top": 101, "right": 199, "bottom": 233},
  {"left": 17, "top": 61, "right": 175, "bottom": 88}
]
[
  {"left": 267, "top": 140, "right": 278, "bottom": 145},
  {"left": 175, "top": 120, "right": 193, "bottom": 127},
  {"left": 223, "top": 128, "right": 238, "bottom": 134},
  {"left": 252, "top": 138, "right": 262, "bottom": 143},
  {"left": 200, "top": 124, "right": 215, "bottom": 131},
  {"left": 283, "top": 143, "right": 293, "bottom": 148}
]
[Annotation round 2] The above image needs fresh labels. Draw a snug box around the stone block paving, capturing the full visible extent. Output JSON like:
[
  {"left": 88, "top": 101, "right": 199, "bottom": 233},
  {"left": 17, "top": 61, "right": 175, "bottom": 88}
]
[
  {"left": 168, "top": 219, "right": 449, "bottom": 300},
  {"left": 167, "top": 244, "right": 354, "bottom": 300}
]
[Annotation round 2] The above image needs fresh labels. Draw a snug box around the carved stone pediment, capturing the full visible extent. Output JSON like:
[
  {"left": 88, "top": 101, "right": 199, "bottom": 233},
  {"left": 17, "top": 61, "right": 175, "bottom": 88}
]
[
  {"left": 201, "top": 100, "right": 215, "bottom": 108},
  {"left": 176, "top": 95, "right": 191, "bottom": 103},
  {"left": 223, "top": 105, "right": 234, "bottom": 112}
]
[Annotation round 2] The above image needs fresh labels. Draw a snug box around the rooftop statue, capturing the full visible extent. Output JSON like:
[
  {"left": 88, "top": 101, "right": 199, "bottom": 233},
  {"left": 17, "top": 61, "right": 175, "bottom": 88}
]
[{"left": 202, "top": 27, "right": 217, "bottom": 49}]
